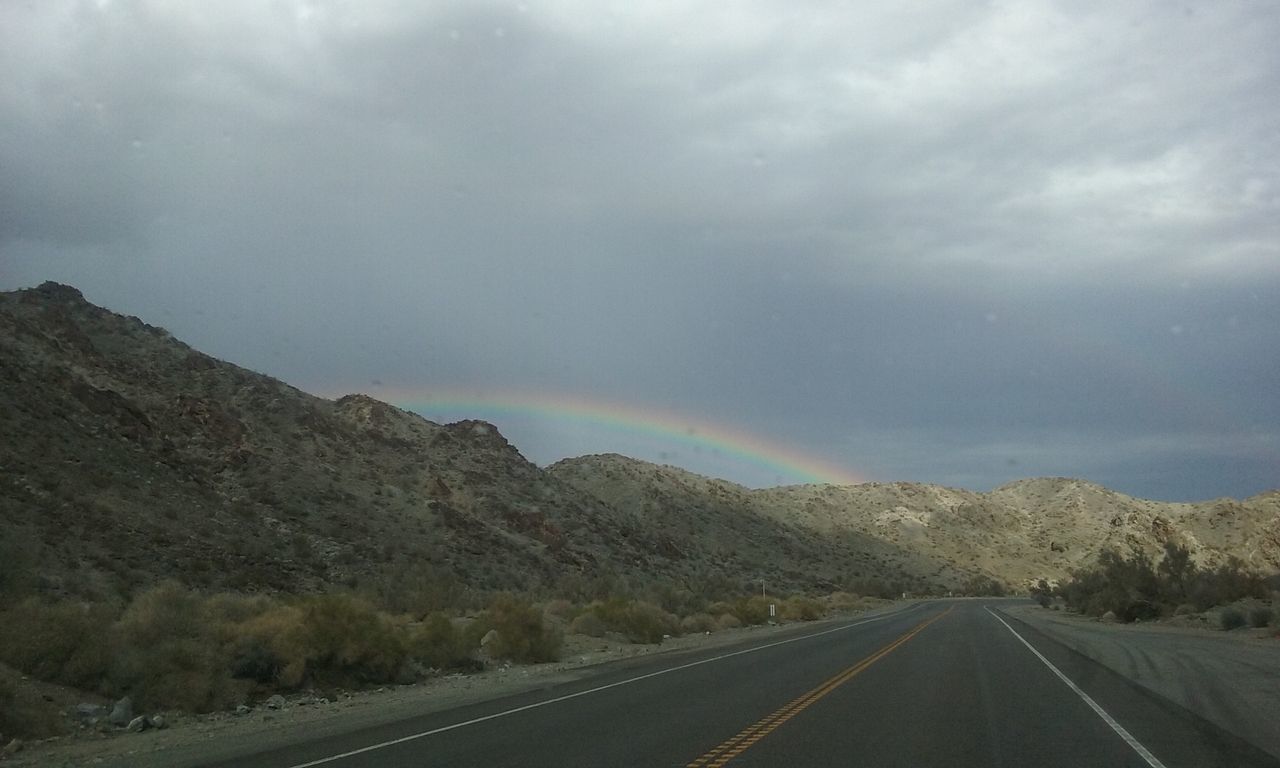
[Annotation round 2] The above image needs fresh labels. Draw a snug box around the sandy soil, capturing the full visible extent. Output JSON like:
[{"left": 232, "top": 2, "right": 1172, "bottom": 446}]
[{"left": 1, "top": 610, "right": 892, "bottom": 768}]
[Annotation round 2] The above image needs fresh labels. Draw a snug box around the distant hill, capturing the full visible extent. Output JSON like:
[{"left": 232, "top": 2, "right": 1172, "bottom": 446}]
[{"left": 1, "top": 282, "right": 1275, "bottom": 604}]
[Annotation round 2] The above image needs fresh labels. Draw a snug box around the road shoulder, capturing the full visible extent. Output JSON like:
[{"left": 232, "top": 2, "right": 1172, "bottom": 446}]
[{"left": 1002, "top": 604, "right": 1280, "bottom": 760}]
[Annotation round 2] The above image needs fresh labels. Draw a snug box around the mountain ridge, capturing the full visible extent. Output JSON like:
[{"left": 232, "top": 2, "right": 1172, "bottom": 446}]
[{"left": 1, "top": 282, "right": 1276, "bottom": 606}]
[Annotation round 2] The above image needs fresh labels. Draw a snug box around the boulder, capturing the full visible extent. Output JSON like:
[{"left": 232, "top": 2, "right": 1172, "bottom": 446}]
[
  {"left": 3, "top": 738, "right": 23, "bottom": 756},
  {"left": 108, "top": 696, "right": 133, "bottom": 726},
  {"left": 480, "top": 629, "right": 500, "bottom": 648},
  {"left": 235, "top": 704, "right": 252, "bottom": 716},
  {"left": 127, "top": 715, "right": 148, "bottom": 733},
  {"left": 1100, "top": 610, "right": 1118, "bottom": 623},
  {"left": 265, "top": 694, "right": 287, "bottom": 710},
  {"left": 149, "top": 714, "right": 167, "bottom": 730}
]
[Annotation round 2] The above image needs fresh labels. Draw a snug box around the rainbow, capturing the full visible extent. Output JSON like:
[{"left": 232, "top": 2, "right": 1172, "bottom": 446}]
[{"left": 354, "top": 387, "right": 867, "bottom": 487}]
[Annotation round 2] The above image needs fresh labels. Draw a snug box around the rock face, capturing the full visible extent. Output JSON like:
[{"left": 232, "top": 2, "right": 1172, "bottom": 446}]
[{"left": 0, "top": 282, "right": 1276, "bottom": 600}]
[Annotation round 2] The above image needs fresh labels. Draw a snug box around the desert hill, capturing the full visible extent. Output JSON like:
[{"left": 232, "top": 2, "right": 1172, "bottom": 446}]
[{"left": 1, "top": 282, "right": 1275, "bottom": 606}]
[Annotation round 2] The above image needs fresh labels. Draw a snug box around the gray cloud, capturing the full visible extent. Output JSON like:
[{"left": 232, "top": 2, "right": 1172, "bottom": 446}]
[{"left": 2, "top": 0, "right": 1277, "bottom": 500}]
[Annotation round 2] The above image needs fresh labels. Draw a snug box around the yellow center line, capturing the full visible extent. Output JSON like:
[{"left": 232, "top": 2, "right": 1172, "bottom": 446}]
[{"left": 685, "top": 606, "right": 953, "bottom": 768}]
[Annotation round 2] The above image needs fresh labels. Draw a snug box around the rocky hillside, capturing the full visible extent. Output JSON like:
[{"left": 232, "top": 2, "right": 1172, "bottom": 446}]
[
  {"left": 0, "top": 282, "right": 902, "bottom": 602},
  {"left": 0, "top": 283, "right": 684, "bottom": 600},
  {"left": 557, "top": 457, "right": 1280, "bottom": 588},
  {"left": 1, "top": 283, "right": 1275, "bottom": 604}
]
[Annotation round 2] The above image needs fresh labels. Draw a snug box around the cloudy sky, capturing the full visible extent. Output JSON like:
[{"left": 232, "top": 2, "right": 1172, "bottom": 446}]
[{"left": 3, "top": 1, "right": 1277, "bottom": 501}]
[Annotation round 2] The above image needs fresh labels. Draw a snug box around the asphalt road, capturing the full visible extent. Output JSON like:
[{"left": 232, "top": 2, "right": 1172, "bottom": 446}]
[{"left": 206, "top": 600, "right": 1280, "bottom": 768}]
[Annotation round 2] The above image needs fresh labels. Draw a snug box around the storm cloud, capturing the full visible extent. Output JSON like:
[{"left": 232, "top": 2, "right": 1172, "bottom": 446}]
[{"left": 3, "top": 1, "right": 1277, "bottom": 500}]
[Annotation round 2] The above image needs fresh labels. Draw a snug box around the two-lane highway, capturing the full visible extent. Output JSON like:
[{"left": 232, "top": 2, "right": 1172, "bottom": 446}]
[{"left": 199, "top": 601, "right": 1279, "bottom": 768}]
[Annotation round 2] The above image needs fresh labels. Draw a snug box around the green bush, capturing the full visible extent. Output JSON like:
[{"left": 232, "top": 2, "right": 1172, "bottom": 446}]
[
  {"left": 1249, "top": 607, "right": 1273, "bottom": 628},
  {"left": 1057, "top": 547, "right": 1277, "bottom": 621},
  {"left": 468, "top": 594, "right": 561, "bottom": 663},
  {"left": 1220, "top": 608, "right": 1246, "bottom": 631}
]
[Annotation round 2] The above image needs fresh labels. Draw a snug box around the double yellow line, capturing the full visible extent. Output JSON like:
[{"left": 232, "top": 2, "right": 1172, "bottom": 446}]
[{"left": 686, "top": 607, "right": 952, "bottom": 768}]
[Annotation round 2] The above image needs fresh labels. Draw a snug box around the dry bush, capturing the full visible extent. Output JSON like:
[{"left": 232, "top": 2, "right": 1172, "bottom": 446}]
[
  {"left": 568, "top": 612, "right": 608, "bottom": 638},
  {"left": 714, "top": 613, "right": 742, "bottom": 631},
  {"left": 679, "top": 613, "right": 717, "bottom": 634},
  {"left": 1249, "top": 607, "right": 1273, "bottom": 628},
  {"left": 583, "top": 599, "right": 680, "bottom": 644},
  {"left": 109, "top": 581, "right": 245, "bottom": 712},
  {"left": 826, "top": 591, "right": 862, "bottom": 610},
  {"left": 779, "top": 596, "right": 824, "bottom": 622},
  {"left": 729, "top": 596, "right": 771, "bottom": 626},
  {"left": 409, "top": 613, "right": 471, "bottom": 670},
  {"left": 0, "top": 597, "right": 116, "bottom": 691},
  {"left": 289, "top": 594, "right": 408, "bottom": 685},
  {"left": 542, "top": 599, "right": 576, "bottom": 621},
  {"left": 223, "top": 603, "right": 305, "bottom": 686},
  {"left": 467, "top": 594, "right": 561, "bottom": 663}
]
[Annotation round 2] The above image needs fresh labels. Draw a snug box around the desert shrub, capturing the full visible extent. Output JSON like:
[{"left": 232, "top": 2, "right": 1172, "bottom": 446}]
[
  {"left": 409, "top": 613, "right": 471, "bottom": 669},
  {"left": 680, "top": 613, "right": 717, "bottom": 634},
  {"left": 644, "top": 583, "right": 704, "bottom": 617},
  {"left": 1249, "top": 607, "right": 1273, "bottom": 628},
  {"left": 1058, "top": 550, "right": 1163, "bottom": 622},
  {"left": 1220, "top": 608, "right": 1247, "bottom": 630},
  {"left": 568, "top": 612, "right": 608, "bottom": 638},
  {"left": 779, "top": 596, "right": 824, "bottom": 622},
  {"left": 364, "top": 562, "right": 469, "bottom": 617},
  {"left": 289, "top": 594, "right": 408, "bottom": 685},
  {"left": 109, "top": 582, "right": 243, "bottom": 712},
  {"left": 586, "top": 599, "right": 680, "bottom": 644},
  {"left": 961, "top": 576, "right": 1007, "bottom": 597},
  {"left": 224, "top": 602, "right": 306, "bottom": 687},
  {"left": 826, "top": 591, "right": 864, "bottom": 611},
  {"left": 714, "top": 613, "right": 742, "bottom": 631},
  {"left": 729, "top": 596, "right": 770, "bottom": 626},
  {"left": 468, "top": 594, "right": 561, "bottom": 663},
  {"left": 542, "top": 599, "right": 576, "bottom": 621},
  {"left": 1030, "top": 579, "right": 1053, "bottom": 608},
  {"left": 0, "top": 597, "right": 116, "bottom": 691},
  {"left": 1189, "top": 559, "right": 1267, "bottom": 611}
]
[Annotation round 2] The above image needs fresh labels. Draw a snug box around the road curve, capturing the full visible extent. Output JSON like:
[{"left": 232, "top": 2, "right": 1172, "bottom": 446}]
[{"left": 200, "top": 600, "right": 1279, "bottom": 768}]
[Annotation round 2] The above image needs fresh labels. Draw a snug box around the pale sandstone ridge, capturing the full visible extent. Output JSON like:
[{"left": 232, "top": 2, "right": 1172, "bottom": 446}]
[{"left": 1, "top": 282, "right": 1275, "bottom": 602}]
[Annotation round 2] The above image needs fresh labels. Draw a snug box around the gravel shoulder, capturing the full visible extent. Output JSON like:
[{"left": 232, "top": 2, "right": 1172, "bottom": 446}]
[
  {"left": 2, "top": 604, "right": 903, "bottom": 768},
  {"left": 1004, "top": 604, "right": 1280, "bottom": 759}
]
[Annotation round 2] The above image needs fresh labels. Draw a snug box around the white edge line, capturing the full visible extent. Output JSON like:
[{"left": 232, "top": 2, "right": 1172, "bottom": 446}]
[
  {"left": 284, "top": 604, "right": 921, "bottom": 768},
  {"left": 985, "top": 606, "right": 1167, "bottom": 768}
]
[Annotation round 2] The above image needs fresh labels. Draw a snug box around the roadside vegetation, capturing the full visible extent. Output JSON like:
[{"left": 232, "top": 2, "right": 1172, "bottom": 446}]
[
  {"left": 0, "top": 576, "right": 885, "bottom": 738},
  {"left": 1042, "top": 543, "right": 1276, "bottom": 625}
]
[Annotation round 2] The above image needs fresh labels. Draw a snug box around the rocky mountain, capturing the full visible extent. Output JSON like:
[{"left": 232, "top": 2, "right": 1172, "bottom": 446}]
[
  {"left": 1, "top": 283, "right": 1275, "bottom": 605},
  {"left": 559, "top": 459, "right": 1279, "bottom": 587}
]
